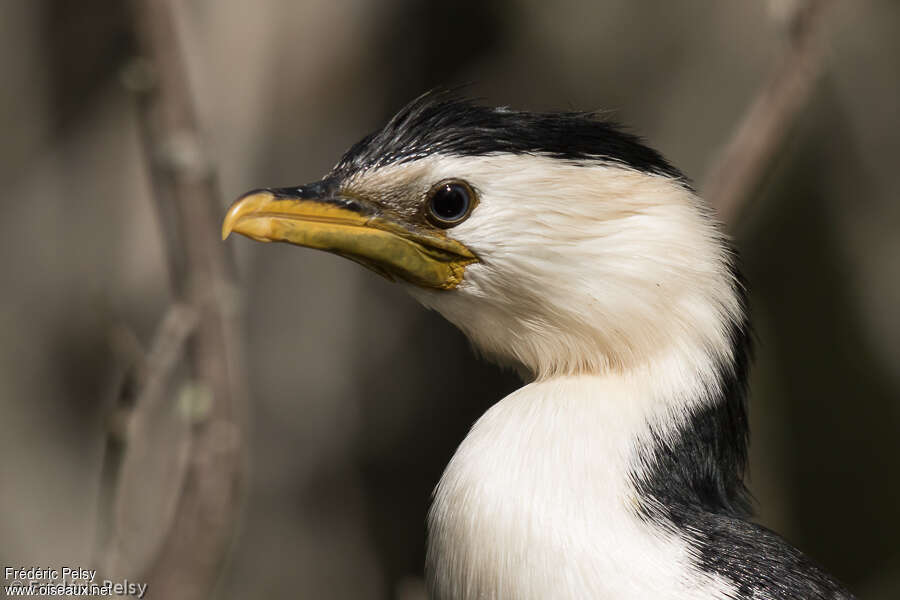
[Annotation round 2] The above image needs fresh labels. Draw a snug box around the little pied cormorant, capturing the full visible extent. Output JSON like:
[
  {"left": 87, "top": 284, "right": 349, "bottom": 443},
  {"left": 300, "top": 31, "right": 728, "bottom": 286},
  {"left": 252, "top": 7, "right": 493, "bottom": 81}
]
[{"left": 222, "top": 93, "right": 855, "bottom": 600}]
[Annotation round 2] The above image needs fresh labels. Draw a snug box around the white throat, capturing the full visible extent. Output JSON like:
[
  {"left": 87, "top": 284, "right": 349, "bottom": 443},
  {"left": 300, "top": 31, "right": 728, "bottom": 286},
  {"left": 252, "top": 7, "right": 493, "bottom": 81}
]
[{"left": 426, "top": 366, "right": 739, "bottom": 600}]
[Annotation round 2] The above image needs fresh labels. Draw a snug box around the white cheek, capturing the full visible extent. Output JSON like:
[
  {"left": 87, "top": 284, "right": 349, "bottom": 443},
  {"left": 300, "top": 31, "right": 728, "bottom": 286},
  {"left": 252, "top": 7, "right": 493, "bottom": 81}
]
[{"left": 401, "top": 153, "right": 741, "bottom": 379}]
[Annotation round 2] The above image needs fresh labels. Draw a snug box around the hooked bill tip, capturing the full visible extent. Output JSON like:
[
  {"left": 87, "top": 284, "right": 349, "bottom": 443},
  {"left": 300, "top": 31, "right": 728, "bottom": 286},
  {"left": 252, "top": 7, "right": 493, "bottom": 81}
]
[{"left": 221, "top": 190, "right": 274, "bottom": 241}]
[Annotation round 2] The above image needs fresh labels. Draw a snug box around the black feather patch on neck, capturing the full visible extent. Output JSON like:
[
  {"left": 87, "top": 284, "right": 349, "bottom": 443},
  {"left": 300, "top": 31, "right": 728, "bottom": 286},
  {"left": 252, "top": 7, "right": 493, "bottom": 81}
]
[
  {"left": 332, "top": 91, "right": 685, "bottom": 180},
  {"left": 634, "top": 261, "right": 754, "bottom": 519},
  {"left": 631, "top": 267, "right": 855, "bottom": 598}
]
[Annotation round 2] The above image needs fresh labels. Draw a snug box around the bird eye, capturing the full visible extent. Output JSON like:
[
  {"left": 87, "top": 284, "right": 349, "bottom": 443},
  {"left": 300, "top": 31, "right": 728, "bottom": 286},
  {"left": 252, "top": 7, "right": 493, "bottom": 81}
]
[{"left": 426, "top": 181, "right": 475, "bottom": 228}]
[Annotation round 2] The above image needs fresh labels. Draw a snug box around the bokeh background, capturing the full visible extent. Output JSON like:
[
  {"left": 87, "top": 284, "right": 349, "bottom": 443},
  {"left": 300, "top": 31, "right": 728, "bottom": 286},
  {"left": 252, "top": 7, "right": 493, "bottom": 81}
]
[{"left": 1, "top": 0, "right": 898, "bottom": 598}]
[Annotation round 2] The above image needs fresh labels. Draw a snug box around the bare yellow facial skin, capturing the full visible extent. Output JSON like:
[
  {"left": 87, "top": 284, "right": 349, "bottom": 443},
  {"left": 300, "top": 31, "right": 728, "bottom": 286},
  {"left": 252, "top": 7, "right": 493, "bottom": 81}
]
[{"left": 222, "top": 190, "right": 477, "bottom": 290}]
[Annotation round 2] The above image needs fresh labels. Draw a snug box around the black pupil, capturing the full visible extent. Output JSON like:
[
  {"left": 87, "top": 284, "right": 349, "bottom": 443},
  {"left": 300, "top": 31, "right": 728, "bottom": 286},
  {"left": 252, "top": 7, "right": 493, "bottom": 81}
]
[{"left": 431, "top": 184, "right": 469, "bottom": 221}]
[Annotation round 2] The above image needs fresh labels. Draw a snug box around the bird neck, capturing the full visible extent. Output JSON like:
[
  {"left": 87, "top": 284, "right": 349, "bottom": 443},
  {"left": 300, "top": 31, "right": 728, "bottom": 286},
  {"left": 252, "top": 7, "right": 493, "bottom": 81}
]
[
  {"left": 453, "top": 316, "right": 752, "bottom": 513},
  {"left": 426, "top": 318, "right": 752, "bottom": 598}
]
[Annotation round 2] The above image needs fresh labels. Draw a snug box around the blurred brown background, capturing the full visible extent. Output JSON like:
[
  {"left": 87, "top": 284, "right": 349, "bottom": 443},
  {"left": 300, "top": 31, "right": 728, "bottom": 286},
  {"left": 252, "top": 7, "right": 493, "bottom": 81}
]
[{"left": 1, "top": 0, "right": 898, "bottom": 598}]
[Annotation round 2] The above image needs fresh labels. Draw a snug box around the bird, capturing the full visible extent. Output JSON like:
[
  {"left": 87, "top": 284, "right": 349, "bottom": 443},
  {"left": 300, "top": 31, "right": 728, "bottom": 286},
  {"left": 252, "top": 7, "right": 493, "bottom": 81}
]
[{"left": 222, "top": 92, "right": 855, "bottom": 600}]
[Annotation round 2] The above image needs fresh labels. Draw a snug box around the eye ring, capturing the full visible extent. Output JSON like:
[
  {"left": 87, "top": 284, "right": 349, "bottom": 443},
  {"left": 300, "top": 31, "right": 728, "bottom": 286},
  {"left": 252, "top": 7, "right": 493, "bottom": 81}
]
[{"left": 426, "top": 180, "right": 477, "bottom": 228}]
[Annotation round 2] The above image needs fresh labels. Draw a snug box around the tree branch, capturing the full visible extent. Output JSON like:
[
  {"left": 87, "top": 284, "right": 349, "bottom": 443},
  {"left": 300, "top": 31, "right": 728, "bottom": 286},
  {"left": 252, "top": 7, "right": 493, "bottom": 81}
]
[
  {"left": 101, "top": 1, "right": 248, "bottom": 598},
  {"left": 702, "top": 0, "right": 837, "bottom": 226}
]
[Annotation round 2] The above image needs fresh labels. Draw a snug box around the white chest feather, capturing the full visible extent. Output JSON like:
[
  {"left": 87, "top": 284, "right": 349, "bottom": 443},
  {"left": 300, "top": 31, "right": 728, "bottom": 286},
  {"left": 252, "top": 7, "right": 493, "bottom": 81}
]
[{"left": 425, "top": 376, "right": 738, "bottom": 600}]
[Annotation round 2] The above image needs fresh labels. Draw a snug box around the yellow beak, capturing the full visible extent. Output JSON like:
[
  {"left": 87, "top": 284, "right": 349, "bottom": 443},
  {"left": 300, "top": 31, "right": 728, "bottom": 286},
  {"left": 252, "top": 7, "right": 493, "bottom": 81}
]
[{"left": 222, "top": 188, "right": 477, "bottom": 290}]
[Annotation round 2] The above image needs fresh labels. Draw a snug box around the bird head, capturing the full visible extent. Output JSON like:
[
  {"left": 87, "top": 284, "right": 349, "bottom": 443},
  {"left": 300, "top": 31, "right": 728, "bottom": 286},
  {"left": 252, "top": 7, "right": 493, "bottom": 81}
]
[{"left": 224, "top": 94, "right": 744, "bottom": 381}]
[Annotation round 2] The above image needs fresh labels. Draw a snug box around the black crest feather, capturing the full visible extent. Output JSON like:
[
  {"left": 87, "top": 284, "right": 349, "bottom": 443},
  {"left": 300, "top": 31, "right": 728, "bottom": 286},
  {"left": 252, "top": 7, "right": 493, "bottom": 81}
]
[{"left": 332, "top": 91, "right": 684, "bottom": 180}]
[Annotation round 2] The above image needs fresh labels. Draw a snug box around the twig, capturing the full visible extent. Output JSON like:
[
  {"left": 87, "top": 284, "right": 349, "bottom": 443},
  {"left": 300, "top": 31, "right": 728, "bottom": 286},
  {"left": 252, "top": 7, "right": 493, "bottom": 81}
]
[
  {"left": 702, "top": 0, "right": 837, "bottom": 226},
  {"left": 97, "top": 305, "right": 198, "bottom": 557},
  {"left": 136, "top": 305, "right": 199, "bottom": 415},
  {"left": 101, "top": 1, "right": 248, "bottom": 598}
]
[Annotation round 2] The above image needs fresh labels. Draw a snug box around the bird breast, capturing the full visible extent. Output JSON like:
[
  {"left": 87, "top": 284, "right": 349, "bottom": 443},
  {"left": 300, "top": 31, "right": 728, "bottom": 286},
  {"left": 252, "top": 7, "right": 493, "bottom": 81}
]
[{"left": 425, "top": 375, "right": 739, "bottom": 600}]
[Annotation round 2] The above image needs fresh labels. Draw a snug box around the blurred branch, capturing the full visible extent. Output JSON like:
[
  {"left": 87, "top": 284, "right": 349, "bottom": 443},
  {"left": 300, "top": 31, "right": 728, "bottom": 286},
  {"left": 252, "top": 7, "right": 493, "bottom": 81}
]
[
  {"left": 123, "top": 303, "right": 199, "bottom": 440},
  {"left": 96, "top": 305, "right": 197, "bottom": 556},
  {"left": 101, "top": 1, "right": 248, "bottom": 598},
  {"left": 703, "top": 0, "right": 837, "bottom": 226}
]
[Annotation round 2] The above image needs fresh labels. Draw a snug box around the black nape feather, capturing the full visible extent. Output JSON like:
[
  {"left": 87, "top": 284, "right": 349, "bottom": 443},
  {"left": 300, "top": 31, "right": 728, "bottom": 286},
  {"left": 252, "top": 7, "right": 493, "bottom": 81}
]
[
  {"left": 635, "top": 261, "right": 755, "bottom": 520},
  {"left": 637, "top": 317, "right": 755, "bottom": 519},
  {"left": 332, "top": 90, "right": 685, "bottom": 180},
  {"left": 633, "top": 263, "right": 855, "bottom": 599}
]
